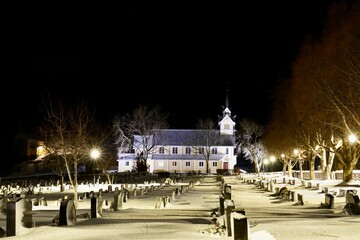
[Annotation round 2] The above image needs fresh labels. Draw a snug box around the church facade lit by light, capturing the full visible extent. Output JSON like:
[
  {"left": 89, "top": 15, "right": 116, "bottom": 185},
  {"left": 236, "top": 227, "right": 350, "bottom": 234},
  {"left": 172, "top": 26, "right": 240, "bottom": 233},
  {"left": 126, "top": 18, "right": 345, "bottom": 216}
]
[{"left": 117, "top": 95, "right": 238, "bottom": 175}]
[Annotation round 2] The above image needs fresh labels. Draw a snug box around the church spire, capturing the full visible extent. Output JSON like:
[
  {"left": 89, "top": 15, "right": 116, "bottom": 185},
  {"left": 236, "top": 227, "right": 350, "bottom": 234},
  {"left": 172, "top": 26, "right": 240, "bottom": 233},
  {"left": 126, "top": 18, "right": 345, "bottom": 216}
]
[
  {"left": 225, "top": 87, "right": 229, "bottom": 108},
  {"left": 218, "top": 84, "right": 236, "bottom": 135},
  {"left": 223, "top": 86, "right": 231, "bottom": 117}
]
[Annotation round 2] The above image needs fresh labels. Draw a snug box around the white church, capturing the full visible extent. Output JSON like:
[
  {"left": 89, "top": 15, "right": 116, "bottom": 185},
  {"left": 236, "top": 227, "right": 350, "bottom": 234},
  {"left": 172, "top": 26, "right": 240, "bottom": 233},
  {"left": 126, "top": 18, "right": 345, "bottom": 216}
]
[{"left": 117, "top": 96, "right": 237, "bottom": 175}]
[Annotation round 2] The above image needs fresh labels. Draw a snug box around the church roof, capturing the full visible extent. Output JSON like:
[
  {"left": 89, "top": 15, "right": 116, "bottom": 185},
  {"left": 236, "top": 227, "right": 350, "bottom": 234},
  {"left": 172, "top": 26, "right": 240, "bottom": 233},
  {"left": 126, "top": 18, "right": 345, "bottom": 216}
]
[
  {"left": 117, "top": 153, "right": 226, "bottom": 161},
  {"left": 152, "top": 154, "right": 225, "bottom": 161},
  {"left": 135, "top": 129, "right": 235, "bottom": 147}
]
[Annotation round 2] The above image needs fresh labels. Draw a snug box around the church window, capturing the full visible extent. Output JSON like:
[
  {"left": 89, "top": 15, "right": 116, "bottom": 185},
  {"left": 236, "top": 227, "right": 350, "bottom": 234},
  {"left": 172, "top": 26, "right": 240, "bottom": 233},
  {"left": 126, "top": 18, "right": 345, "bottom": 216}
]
[{"left": 199, "top": 147, "right": 204, "bottom": 154}]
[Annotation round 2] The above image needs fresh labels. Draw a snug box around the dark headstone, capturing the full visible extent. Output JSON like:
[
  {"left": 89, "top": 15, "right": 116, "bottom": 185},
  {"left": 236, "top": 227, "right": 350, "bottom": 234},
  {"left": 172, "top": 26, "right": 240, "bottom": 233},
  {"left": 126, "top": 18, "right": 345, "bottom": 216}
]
[
  {"left": 6, "top": 201, "right": 16, "bottom": 236},
  {"left": 58, "top": 198, "right": 76, "bottom": 226},
  {"left": 325, "top": 194, "right": 334, "bottom": 209},
  {"left": 6, "top": 198, "right": 31, "bottom": 237},
  {"left": 219, "top": 196, "right": 225, "bottom": 215},
  {"left": 58, "top": 199, "right": 68, "bottom": 226},
  {"left": 231, "top": 211, "right": 249, "bottom": 240},
  {"left": 224, "top": 185, "right": 231, "bottom": 200},
  {"left": 91, "top": 197, "right": 98, "bottom": 218}
]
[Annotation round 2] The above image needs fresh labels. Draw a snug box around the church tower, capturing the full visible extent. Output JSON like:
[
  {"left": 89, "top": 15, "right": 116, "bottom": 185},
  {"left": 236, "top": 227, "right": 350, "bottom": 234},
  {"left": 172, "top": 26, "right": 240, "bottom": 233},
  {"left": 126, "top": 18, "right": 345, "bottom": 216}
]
[{"left": 218, "top": 88, "right": 236, "bottom": 135}]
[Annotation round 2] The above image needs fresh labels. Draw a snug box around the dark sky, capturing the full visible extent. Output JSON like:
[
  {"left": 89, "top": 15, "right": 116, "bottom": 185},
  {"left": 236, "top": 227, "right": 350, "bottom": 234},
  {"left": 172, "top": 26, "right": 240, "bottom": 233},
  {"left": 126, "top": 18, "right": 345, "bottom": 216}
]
[{"left": 3, "top": 1, "right": 335, "bottom": 147}]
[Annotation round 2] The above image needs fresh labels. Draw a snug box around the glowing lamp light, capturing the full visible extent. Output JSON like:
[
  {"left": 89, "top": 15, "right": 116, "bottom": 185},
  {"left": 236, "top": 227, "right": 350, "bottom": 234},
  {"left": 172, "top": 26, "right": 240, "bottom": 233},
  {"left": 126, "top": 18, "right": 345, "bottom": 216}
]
[
  {"left": 90, "top": 149, "right": 100, "bottom": 159},
  {"left": 348, "top": 134, "right": 357, "bottom": 144}
]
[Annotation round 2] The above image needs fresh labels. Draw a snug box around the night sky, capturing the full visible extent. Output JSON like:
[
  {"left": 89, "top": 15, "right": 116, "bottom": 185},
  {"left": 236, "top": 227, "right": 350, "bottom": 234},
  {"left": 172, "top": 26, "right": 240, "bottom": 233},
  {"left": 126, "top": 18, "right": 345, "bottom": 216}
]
[{"left": 3, "top": 1, "right": 336, "bottom": 158}]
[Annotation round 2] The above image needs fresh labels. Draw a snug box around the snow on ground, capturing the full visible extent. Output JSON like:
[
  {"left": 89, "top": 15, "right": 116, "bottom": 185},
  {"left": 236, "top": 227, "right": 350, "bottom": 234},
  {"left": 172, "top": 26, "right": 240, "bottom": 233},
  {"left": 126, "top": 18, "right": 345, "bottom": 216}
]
[{"left": 1, "top": 173, "right": 360, "bottom": 239}]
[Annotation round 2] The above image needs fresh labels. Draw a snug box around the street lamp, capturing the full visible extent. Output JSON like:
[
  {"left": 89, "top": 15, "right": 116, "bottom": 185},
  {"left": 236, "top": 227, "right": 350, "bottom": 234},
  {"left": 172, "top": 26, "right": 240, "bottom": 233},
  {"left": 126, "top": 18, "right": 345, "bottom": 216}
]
[
  {"left": 294, "top": 148, "right": 304, "bottom": 180},
  {"left": 263, "top": 158, "right": 269, "bottom": 174},
  {"left": 348, "top": 134, "right": 358, "bottom": 144},
  {"left": 90, "top": 149, "right": 101, "bottom": 184},
  {"left": 268, "top": 156, "right": 276, "bottom": 172}
]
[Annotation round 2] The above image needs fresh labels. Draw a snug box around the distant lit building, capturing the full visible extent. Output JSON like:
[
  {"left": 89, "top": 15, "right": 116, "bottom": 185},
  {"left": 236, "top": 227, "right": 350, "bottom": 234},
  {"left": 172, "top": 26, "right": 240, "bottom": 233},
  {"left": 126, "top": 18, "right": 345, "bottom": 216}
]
[{"left": 117, "top": 97, "right": 237, "bottom": 175}]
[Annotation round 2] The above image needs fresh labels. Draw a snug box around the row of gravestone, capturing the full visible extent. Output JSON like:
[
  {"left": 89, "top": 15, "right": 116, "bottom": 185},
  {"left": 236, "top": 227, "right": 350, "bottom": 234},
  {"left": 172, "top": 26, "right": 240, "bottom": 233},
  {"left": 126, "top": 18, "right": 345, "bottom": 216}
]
[
  {"left": 244, "top": 175, "right": 360, "bottom": 214},
  {"left": 154, "top": 184, "right": 192, "bottom": 209},
  {"left": 0, "top": 196, "right": 76, "bottom": 237},
  {"left": 214, "top": 182, "right": 249, "bottom": 239},
  {"left": 0, "top": 178, "right": 199, "bottom": 237}
]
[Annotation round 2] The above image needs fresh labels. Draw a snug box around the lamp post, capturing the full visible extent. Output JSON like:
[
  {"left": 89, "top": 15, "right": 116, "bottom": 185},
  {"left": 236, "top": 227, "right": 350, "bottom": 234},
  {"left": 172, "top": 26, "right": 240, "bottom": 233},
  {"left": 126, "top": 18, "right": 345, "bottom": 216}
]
[
  {"left": 294, "top": 149, "right": 304, "bottom": 180},
  {"left": 280, "top": 153, "right": 286, "bottom": 176},
  {"left": 263, "top": 158, "right": 269, "bottom": 174},
  {"left": 269, "top": 156, "right": 276, "bottom": 172},
  {"left": 348, "top": 134, "right": 358, "bottom": 144},
  {"left": 90, "top": 149, "right": 100, "bottom": 185}
]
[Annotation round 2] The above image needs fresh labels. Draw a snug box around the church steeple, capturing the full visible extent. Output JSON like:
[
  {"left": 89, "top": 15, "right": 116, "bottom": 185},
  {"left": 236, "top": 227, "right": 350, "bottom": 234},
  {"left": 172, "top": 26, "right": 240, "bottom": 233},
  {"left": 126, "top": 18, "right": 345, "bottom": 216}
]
[
  {"left": 218, "top": 86, "right": 236, "bottom": 135},
  {"left": 222, "top": 87, "right": 232, "bottom": 117},
  {"left": 225, "top": 88, "right": 229, "bottom": 108}
]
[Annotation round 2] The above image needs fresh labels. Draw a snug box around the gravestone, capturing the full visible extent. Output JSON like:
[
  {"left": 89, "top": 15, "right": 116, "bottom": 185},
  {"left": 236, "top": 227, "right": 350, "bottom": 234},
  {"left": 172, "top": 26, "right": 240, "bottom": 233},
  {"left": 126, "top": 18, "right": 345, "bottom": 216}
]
[
  {"left": 113, "top": 193, "right": 119, "bottom": 211},
  {"left": 231, "top": 211, "right": 249, "bottom": 240},
  {"left": 289, "top": 191, "right": 295, "bottom": 201},
  {"left": 154, "top": 196, "right": 161, "bottom": 209},
  {"left": 225, "top": 199, "right": 235, "bottom": 237},
  {"left": 58, "top": 198, "right": 76, "bottom": 226},
  {"left": 324, "top": 193, "right": 334, "bottom": 209},
  {"left": 6, "top": 198, "right": 32, "bottom": 237},
  {"left": 296, "top": 194, "right": 304, "bottom": 205},
  {"left": 162, "top": 196, "right": 167, "bottom": 207},
  {"left": 219, "top": 196, "right": 225, "bottom": 215},
  {"left": 346, "top": 190, "right": 359, "bottom": 205},
  {"left": 224, "top": 185, "right": 231, "bottom": 200},
  {"left": 171, "top": 190, "right": 176, "bottom": 201},
  {"left": 91, "top": 197, "right": 98, "bottom": 218}
]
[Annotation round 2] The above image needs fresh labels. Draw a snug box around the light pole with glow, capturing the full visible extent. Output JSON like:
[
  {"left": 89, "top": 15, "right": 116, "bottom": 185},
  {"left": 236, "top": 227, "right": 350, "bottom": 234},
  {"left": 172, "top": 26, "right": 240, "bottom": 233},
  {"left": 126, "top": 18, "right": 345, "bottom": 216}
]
[
  {"left": 263, "top": 158, "right": 269, "bottom": 174},
  {"left": 90, "top": 149, "right": 100, "bottom": 184}
]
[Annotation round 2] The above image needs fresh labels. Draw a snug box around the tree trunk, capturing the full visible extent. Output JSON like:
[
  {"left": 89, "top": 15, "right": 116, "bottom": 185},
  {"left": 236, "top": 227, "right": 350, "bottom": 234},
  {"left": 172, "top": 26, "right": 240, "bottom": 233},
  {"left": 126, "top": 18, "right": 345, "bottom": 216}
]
[
  {"left": 105, "top": 173, "right": 112, "bottom": 184},
  {"left": 342, "top": 164, "right": 354, "bottom": 182},
  {"left": 282, "top": 164, "right": 286, "bottom": 176},
  {"left": 254, "top": 160, "right": 259, "bottom": 174},
  {"left": 73, "top": 162, "right": 78, "bottom": 211},
  {"left": 287, "top": 162, "right": 292, "bottom": 177},
  {"left": 60, "top": 175, "right": 65, "bottom": 192},
  {"left": 309, "top": 156, "right": 315, "bottom": 180},
  {"left": 206, "top": 160, "right": 210, "bottom": 174},
  {"left": 325, "top": 163, "right": 332, "bottom": 180},
  {"left": 299, "top": 161, "right": 303, "bottom": 180}
]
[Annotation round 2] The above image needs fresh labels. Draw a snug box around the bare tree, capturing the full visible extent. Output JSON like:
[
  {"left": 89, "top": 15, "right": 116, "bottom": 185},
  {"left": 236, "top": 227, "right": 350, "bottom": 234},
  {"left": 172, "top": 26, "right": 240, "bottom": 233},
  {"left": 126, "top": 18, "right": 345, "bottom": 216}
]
[
  {"left": 39, "top": 97, "right": 107, "bottom": 209},
  {"left": 237, "top": 118, "right": 267, "bottom": 174},
  {"left": 264, "top": 1, "right": 360, "bottom": 183},
  {"left": 112, "top": 104, "right": 168, "bottom": 173},
  {"left": 193, "top": 118, "right": 219, "bottom": 175},
  {"left": 87, "top": 122, "right": 117, "bottom": 184}
]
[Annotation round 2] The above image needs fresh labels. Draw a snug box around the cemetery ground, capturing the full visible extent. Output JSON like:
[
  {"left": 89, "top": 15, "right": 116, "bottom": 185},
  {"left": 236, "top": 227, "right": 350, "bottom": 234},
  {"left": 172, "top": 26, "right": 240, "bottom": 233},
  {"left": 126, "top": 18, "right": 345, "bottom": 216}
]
[{"left": 0, "top": 173, "right": 360, "bottom": 239}]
